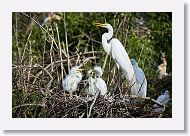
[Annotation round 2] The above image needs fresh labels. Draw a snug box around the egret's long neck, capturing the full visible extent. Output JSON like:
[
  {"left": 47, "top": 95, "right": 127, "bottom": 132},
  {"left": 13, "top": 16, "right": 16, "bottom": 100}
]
[
  {"left": 107, "top": 26, "right": 113, "bottom": 40},
  {"left": 101, "top": 28, "right": 113, "bottom": 55}
]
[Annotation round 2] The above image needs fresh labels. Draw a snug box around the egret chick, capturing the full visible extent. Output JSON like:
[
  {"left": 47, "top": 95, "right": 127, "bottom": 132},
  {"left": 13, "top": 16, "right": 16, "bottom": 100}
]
[
  {"left": 94, "top": 66, "right": 103, "bottom": 77},
  {"left": 94, "top": 66, "right": 107, "bottom": 96},
  {"left": 85, "top": 70, "right": 97, "bottom": 96},
  {"left": 95, "top": 23, "right": 137, "bottom": 94},
  {"left": 62, "top": 66, "right": 83, "bottom": 94},
  {"left": 152, "top": 90, "right": 170, "bottom": 113},
  {"left": 131, "top": 59, "right": 147, "bottom": 97}
]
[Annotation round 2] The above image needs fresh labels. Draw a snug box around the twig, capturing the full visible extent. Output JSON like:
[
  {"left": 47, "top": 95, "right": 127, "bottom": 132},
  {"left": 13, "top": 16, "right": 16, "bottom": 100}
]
[
  {"left": 138, "top": 43, "right": 145, "bottom": 64},
  {"left": 21, "top": 12, "right": 59, "bottom": 50},
  {"left": 79, "top": 56, "right": 97, "bottom": 67},
  {"left": 14, "top": 13, "right": 21, "bottom": 62},
  {"left": 55, "top": 23, "right": 64, "bottom": 82},
  {"left": 63, "top": 13, "right": 70, "bottom": 72},
  {"left": 27, "top": 36, "right": 33, "bottom": 92},
  {"left": 80, "top": 30, "right": 102, "bottom": 45},
  {"left": 87, "top": 93, "right": 99, "bottom": 118},
  {"left": 12, "top": 103, "right": 45, "bottom": 110},
  {"left": 130, "top": 96, "right": 164, "bottom": 107},
  {"left": 21, "top": 30, "right": 32, "bottom": 63},
  {"left": 79, "top": 112, "right": 86, "bottom": 118},
  {"left": 32, "top": 63, "right": 54, "bottom": 85}
]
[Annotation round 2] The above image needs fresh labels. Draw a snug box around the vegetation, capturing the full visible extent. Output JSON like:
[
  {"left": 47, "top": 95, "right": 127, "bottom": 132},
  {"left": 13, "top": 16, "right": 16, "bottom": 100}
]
[{"left": 12, "top": 12, "right": 172, "bottom": 118}]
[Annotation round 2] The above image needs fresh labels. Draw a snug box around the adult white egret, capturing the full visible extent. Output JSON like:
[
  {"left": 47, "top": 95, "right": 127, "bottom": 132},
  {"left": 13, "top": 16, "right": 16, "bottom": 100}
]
[
  {"left": 62, "top": 66, "right": 83, "bottom": 94},
  {"left": 95, "top": 23, "right": 137, "bottom": 94},
  {"left": 131, "top": 59, "right": 147, "bottom": 97},
  {"left": 152, "top": 90, "right": 170, "bottom": 113},
  {"left": 94, "top": 66, "right": 107, "bottom": 96}
]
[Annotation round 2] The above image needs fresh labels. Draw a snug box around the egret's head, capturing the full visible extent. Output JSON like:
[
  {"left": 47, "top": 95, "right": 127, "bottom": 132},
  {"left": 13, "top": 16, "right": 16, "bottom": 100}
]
[
  {"left": 94, "top": 66, "right": 103, "bottom": 77},
  {"left": 94, "top": 23, "right": 112, "bottom": 30},
  {"left": 87, "top": 69, "right": 95, "bottom": 77},
  {"left": 164, "top": 90, "right": 169, "bottom": 95},
  {"left": 70, "top": 66, "right": 83, "bottom": 74},
  {"left": 131, "top": 59, "right": 138, "bottom": 67}
]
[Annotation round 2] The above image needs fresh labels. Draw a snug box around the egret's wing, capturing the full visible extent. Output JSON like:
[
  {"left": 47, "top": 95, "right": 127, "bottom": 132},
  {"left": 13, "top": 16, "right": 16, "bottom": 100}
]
[
  {"left": 95, "top": 78, "right": 107, "bottom": 95},
  {"left": 110, "top": 38, "right": 135, "bottom": 82},
  {"left": 136, "top": 81, "right": 147, "bottom": 97},
  {"left": 110, "top": 39, "right": 137, "bottom": 95},
  {"left": 135, "top": 67, "right": 146, "bottom": 83},
  {"left": 85, "top": 77, "right": 96, "bottom": 95},
  {"left": 153, "top": 93, "right": 169, "bottom": 112},
  {"left": 75, "top": 72, "right": 83, "bottom": 84},
  {"left": 111, "top": 47, "right": 120, "bottom": 69},
  {"left": 160, "top": 95, "right": 170, "bottom": 105},
  {"left": 62, "top": 75, "right": 73, "bottom": 91},
  {"left": 156, "top": 95, "right": 165, "bottom": 103},
  {"left": 156, "top": 94, "right": 169, "bottom": 106},
  {"left": 133, "top": 67, "right": 147, "bottom": 97}
]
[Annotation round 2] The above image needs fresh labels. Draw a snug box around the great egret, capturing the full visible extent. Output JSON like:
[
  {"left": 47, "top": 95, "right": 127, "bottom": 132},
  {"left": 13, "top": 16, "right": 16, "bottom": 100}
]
[
  {"left": 85, "top": 69, "right": 97, "bottom": 96},
  {"left": 62, "top": 66, "right": 83, "bottom": 94},
  {"left": 131, "top": 59, "right": 147, "bottom": 97},
  {"left": 94, "top": 66, "right": 107, "bottom": 96},
  {"left": 85, "top": 66, "right": 107, "bottom": 96},
  {"left": 152, "top": 90, "right": 170, "bottom": 113},
  {"left": 95, "top": 23, "right": 137, "bottom": 94}
]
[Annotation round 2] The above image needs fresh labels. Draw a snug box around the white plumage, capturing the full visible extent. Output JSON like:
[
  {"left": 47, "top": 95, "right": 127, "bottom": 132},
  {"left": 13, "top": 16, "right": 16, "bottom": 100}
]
[
  {"left": 95, "top": 23, "right": 137, "bottom": 94},
  {"left": 62, "top": 66, "right": 83, "bottom": 94},
  {"left": 94, "top": 66, "right": 103, "bottom": 77},
  {"left": 85, "top": 66, "right": 107, "bottom": 96},
  {"left": 131, "top": 59, "right": 147, "bottom": 97},
  {"left": 152, "top": 90, "right": 170, "bottom": 112},
  {"left": 94, "top": 66, "right": 107, "bottom": 95},
  {"left": 95, "top": 77, "right": 107, "bottom": 95},
  {"left": 85, "top": 70, "right": 97, "bottom": 96}
]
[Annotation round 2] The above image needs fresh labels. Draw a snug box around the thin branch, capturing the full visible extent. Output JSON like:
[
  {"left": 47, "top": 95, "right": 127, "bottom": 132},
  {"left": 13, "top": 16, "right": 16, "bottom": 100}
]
[
  {"left": 21, "top": 30, "right": 32, "bottom": 63},
  {"left": 55, "top": 23, "right": 64, "bottom": 82},
  {"left": 130, "top": 96, "right": 165, "bottom": 107},
  {"left": 21, "top": 12, "right": 59, "bottom": 49},
  {"left": 12, "top": 103, "right": 45, "bottom": 110},
  {"left": 14, "top": 13, "right": 21, "bottom": 62},
  {"left": 63, "top": 13, "right": 70, "bottom": 72},
  {"left": 87, "top": 93, "right": 99, "bottom": 118}
]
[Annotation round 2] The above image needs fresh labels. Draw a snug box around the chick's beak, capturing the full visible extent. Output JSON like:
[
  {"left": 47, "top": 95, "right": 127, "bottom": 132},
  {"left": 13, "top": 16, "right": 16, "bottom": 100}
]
[
  {"left": 91, "top": 70, "right": 96, "bottom": 76},
  {"left": 78, "top": 69, "right": 84, "bottom": 72}
]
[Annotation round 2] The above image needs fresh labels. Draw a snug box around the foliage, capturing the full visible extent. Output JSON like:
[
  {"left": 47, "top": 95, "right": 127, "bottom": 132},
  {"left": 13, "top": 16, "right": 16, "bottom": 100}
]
[{"left": 12, "top": 12, "right": 172, "bottom": 118}]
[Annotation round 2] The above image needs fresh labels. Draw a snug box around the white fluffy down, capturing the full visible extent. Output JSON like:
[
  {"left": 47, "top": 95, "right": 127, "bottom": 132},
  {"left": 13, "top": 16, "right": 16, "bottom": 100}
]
[{"left": 62, "top": 66, "right": 83, "bottom": 93}]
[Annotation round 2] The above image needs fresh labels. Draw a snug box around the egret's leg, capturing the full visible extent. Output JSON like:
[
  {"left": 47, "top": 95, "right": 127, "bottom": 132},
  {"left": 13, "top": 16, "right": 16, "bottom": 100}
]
[
  {"left": 115, "top": 67, "right": 123, "bottom": 97},
  {"left": 114, "top": 67, "right": 120, "bottom": 90}
]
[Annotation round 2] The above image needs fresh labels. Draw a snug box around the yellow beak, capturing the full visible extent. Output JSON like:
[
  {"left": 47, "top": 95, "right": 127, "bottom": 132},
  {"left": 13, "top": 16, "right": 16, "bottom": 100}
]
[
  {"left": 94, "top": 22, "right": 106, "bottom": 27},
  {"left": 78, "top": 68, "right": 84, "bottom": 72}
]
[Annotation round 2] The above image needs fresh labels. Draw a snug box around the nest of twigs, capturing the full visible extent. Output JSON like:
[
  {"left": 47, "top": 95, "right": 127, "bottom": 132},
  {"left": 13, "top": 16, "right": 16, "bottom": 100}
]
[{"left": 45, "top": 89, "right": 171, "bottom": 118}]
